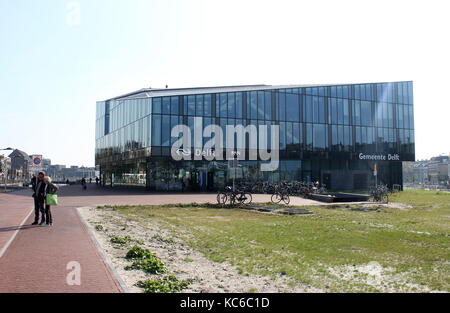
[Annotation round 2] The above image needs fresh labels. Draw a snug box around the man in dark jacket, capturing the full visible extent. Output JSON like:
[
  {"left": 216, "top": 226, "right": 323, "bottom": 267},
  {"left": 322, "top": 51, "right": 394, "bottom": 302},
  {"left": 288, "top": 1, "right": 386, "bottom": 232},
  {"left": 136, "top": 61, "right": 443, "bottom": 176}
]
[{"left": 31, "top": 172, "right": 45, "bottom": 225}]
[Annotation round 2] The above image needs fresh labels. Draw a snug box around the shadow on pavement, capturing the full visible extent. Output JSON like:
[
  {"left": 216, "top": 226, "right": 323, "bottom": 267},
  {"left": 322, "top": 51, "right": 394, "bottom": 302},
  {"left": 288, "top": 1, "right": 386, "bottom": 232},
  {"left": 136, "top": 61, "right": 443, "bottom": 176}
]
[{"left": 0, "top": 225, "right": 41, "bottom": 233}]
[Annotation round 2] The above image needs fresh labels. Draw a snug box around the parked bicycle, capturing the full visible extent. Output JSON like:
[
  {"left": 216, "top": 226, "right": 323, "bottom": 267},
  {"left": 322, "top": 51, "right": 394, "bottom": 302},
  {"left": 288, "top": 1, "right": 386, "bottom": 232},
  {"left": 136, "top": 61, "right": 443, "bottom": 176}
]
[
  {"left": 271, "top": 188, "right": 290, "bottom": 205},
  {"left": 217, "top": 186, "right": 252, "bottom": 205},
  {"left": 369, "top": 184, "right": 389, "bottom": 203}
]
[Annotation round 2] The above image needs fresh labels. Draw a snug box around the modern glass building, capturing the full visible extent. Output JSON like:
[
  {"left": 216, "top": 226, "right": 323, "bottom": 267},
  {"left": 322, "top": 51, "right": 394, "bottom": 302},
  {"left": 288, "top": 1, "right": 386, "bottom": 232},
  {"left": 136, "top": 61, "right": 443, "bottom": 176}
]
[{"left": 95, "top": 82, "right": 414, "bottom": 191}]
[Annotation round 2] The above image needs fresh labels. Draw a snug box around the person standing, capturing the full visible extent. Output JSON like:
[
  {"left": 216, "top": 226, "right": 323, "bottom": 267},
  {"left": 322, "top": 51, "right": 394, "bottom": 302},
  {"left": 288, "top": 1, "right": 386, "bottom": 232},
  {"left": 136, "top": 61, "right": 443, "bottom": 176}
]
[
  {"left": 43, "top": 176, "right": 58, "bottom": 226},
  {"left": 31, "top": 172, "right": 45, "bottom": 225}
]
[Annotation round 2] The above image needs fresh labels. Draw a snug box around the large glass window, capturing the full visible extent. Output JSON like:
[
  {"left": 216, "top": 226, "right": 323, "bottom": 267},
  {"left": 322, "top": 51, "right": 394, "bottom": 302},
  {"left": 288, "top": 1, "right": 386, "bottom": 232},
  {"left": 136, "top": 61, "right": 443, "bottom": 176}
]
[
  {"left": 161, "top": 115, "right": 171, "bottom": 146},
  {"left": 286, "top": 93, "right": 299, "bottom": 122},
  {"left": 337, "top": 99, "right": 344, "bottom": 124},
  {"left": 152, "top": 115, "right": 161, "bottom": 146},
  {"left": 278, "top": 93, "right": 286, "bottom": 121},
  {"left": 219, "top": 93, "right": 227, "bottom": 118},
  {"left": 257, "top": 91, "right": 265, "bottom": 120},
  {"left": 187, "top": 96, "right": 195, "bottom": 116},
  {"left": 305, "top": 96, "right": 313, "bottom": 123},
  {"left": 249, "top": 91, "right": 257, "bottom": 119},
  {"left": 228, "top": 93, "right": 235, "bottom": 118},
  {"left": 171, "top": 97, "right": 179, "bottom": 115},
  {"left": 265, "top": 91, "right": 272, "bottom": 120},
  {"left": 342, "top": 85, "right": 349, "bottom": 98},
  {"left": 204, "top": 94, "right": 212, "bottom": 117},
  {"left": 397, "top": 104, "right": 404, "bottom": 129},
  {"left": 152, "top": 97, "right": 161, "bottom": 114},
  {"left": 313, "top": 96, "right": 325, "bottom": 123},
  {"left": 332, "top": 125, "right": 339, "bottom": 149},
  {"left": 196, "top": 95, "right": 204, "bottom": 116},
  {"left": 360, "top": 101, "right": 372, "bottom": 126},
  {"left": 408, "top": 82, "right": 413, "bottom": 105},
  {"left": 162, "top": 97, "right": 170, "bottom": 115},
  {"left": 313, "top": 124, "right": 327, "bottom": 150},
  {"left": 279, "top": 122, "right": 286, "bottom": 149},
  {"left": 344, "top": 125, "right": 351, "bottom": 150},
  {"left": 235, "top": 92, "right": 243, "bottom": 118},
  {"left": 397, "top": 83, "right": 404, "bottom": 104},
  {"left": 404, "top": 105, "right": 409, "bottom": 130},
  {"left": 170, "top": 116, "right": 180, "bottom": 145},
  {"left": 293, "top": 123, "right": 301, "bottom": 144},
  {"left": 286, "top": 122, "right": 293, "bottom": 145},
  {"left": 409, "top": 105, "right": 414, "bottom": 129},
  {"left": 342, "top": 99, "right": 349, "bottom": 124},
  {"left": 328, "top": 98, "right": 337, "bottom": 124},
  {"left": 306, "top": 123, "right": 313, "bottom": 150}
]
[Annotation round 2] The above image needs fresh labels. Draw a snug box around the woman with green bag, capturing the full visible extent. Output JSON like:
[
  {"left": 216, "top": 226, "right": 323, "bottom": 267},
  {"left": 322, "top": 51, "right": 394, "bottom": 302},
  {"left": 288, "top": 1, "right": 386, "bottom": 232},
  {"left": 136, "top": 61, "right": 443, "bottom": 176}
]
[{"left": 43, "top": 176, "right": 59, "bottom": 226}]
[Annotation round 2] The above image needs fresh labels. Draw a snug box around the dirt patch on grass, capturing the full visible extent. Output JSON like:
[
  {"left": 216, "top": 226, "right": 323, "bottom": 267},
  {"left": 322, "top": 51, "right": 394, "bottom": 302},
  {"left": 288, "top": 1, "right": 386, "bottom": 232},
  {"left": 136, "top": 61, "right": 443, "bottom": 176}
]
[
  {"left": 78, "top": 206, "right": 321, "bottom": 293},
  {"left": 326, "top": 261, "right": 445, "bottom": 293}
]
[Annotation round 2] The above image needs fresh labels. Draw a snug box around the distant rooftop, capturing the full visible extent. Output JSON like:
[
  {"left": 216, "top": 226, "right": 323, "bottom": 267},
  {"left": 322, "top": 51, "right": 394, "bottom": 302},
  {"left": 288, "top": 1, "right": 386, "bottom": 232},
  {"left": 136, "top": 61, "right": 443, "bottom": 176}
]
[
  {"left": 104, "top": 81, "right": 412, "bottom": 101},
  {"left": 8, "top": 149, "right": 29, "bottom": 159}
]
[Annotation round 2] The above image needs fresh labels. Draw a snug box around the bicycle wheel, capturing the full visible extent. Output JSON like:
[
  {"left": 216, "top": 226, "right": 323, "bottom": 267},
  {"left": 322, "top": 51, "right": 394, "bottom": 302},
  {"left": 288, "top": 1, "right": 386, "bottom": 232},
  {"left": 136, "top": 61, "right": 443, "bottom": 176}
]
[
  {"left": 235, "top": 193, "right": 245, "bottom": 204},
  {"left": 217, "top": 193, "right": 228, "bottom": 204},
  {"left": 271, "top": 193, "right": 282, "bottom": 203},
  {"left": 229, "top": 193, "right": 237, "bottom": 205},
  {"left": 282, "top": 194, "right": 290, "bottom": 205},
  {"left": 242, "top": 193, "right": 252, "bottom": 204}
]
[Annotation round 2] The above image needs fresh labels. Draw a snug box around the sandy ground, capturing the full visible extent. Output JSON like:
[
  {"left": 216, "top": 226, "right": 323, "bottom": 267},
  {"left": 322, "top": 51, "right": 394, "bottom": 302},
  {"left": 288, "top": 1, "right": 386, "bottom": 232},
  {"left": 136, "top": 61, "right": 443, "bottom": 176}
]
[
  {"left": 326, "top": 261, "right": 446, "bottom": 293},
  {"left": 78, "top": 206, "right": 322, "bottom": 293}
]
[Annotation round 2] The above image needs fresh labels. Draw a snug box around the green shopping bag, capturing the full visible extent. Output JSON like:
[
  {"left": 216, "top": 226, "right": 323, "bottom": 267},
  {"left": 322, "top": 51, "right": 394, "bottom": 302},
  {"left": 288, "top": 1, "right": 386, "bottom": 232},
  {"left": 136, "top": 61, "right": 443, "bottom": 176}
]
[{"left": 46, "top": 194, "right": 58, "bottom": 205}]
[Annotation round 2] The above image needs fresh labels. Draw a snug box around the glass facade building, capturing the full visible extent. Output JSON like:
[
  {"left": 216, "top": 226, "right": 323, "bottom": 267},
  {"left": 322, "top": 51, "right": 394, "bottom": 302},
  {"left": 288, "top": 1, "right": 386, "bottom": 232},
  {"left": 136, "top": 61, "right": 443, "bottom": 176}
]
[{"left": 96, "top": 82, "right": 414, "bottom": 191}]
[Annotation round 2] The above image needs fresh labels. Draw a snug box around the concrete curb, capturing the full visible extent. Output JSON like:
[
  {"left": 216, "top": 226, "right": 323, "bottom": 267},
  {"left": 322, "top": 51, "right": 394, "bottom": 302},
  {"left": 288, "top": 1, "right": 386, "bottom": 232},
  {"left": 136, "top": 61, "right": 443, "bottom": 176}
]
[{"left": 76, "top": 207, "right": 129, "bottom": 293}]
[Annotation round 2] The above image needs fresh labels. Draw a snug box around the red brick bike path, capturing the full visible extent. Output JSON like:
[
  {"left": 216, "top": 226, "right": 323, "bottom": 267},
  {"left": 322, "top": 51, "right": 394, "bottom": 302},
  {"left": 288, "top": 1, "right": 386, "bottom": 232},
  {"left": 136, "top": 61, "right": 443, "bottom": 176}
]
[
  {"left": 0, "top": 187, "right": 122, "bottom": 293},
  {"left": 0, "top": 184, "right": 324, "bottom": 293}
]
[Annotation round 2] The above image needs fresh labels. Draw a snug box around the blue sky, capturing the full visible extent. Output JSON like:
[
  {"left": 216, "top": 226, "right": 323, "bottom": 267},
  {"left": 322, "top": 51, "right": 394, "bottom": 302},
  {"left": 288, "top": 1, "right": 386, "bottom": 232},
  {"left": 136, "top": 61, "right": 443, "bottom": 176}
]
[{"left": 1, "top": 0, "right": 449, "bottom": 166}]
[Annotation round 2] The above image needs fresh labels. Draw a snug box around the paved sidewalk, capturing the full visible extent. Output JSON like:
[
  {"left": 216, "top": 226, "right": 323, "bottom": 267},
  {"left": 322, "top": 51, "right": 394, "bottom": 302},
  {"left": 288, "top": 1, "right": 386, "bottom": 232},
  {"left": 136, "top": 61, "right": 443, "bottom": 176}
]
[
  {"left": 0, "top": 188, "right": 122, "bottom": 293},
  {"left": 0, "top": 184, "right": 326, "bottom": 293}
]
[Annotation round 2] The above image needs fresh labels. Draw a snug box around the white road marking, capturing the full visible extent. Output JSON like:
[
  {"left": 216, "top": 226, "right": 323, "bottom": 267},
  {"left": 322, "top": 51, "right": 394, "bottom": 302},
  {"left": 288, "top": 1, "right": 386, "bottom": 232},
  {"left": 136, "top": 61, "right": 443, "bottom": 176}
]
[{"left": 0, "top": 209, "right": 34, "bottom": 259}]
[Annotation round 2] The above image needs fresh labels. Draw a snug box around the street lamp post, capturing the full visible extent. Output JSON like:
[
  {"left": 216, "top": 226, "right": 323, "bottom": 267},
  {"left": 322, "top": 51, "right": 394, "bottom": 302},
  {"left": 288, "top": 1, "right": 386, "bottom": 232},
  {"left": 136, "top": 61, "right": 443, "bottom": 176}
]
[{"left": 1, "top": 147, "right": 14, "bottom": 192}]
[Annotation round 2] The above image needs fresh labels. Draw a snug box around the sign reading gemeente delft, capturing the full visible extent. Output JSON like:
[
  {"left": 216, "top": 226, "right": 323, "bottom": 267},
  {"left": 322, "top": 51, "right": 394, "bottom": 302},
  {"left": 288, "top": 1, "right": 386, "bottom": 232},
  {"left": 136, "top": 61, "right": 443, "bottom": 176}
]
[{"left": 358, "top": 153, "right": 400, "bottom": 161}]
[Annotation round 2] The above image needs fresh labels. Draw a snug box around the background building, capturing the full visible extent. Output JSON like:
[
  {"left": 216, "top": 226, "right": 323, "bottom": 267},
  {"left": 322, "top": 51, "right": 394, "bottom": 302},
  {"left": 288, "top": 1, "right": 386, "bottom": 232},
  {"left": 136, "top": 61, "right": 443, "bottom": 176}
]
[
  {"left": 428, "top": 156, "right": 449, "bottom": 185},
  {"left": 60, "top": 166, "right": 96, "bottom": 182},
  {"left": 96, "top": 82, "right": 415, "bottom": 191},
  {"left": 8, "top": 149, "right": 30, "bottom": 181},
  {"left": 403, "top": 154, "right": 450, "bottom": 188},
  {"left": 0, "top": 155, "right": 11, "bottom": 183}
]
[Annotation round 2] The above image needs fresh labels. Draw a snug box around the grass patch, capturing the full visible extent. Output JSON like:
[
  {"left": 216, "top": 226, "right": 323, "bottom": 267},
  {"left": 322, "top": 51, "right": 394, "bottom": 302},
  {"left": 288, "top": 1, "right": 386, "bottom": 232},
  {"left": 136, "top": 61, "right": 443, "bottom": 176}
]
[
  {"left": 100, "top": 190, "right": 450, "bottom": 292},
  {"left": 125, "top": 258, "right": 166, "bottom": 274},
  {"left": 124, "top": 246, "right": 166, "bottom": 274},
  {"left": 136, "top": 274, "right": 191, "bottom": 293},
  {"left": 110, "top": 235, "right": 143, "bottom": 245},
  {"left": 151, "top": 234, "right": 176, "bottom": 244},
  {"left": 125, "top": 246, "right": 155, "bottom": 260}
]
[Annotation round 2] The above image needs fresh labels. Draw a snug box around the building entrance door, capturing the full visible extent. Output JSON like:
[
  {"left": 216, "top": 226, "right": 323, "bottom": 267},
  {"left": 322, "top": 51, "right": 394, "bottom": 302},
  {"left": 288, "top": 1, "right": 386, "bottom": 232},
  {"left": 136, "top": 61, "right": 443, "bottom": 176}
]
[
  {"left": 199, "top": 171, "right": 207, "bottom": 191},
  {"left": 207, "top": 171, "right": 214, "bottom": 191},
  {"left": 322, "top": 173, "right": 331, "bottom": 189},
  {"left": 189, "top": 170, "right": 200, "bottom": 191}
]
